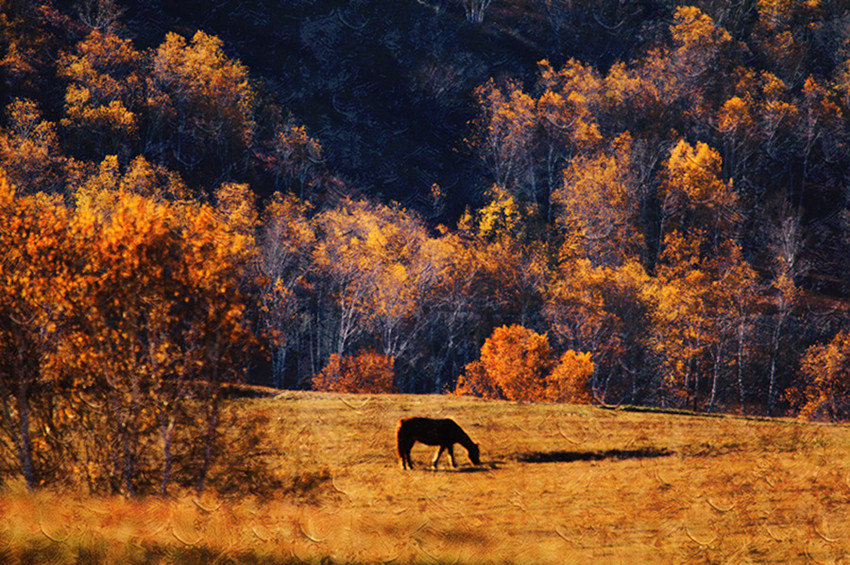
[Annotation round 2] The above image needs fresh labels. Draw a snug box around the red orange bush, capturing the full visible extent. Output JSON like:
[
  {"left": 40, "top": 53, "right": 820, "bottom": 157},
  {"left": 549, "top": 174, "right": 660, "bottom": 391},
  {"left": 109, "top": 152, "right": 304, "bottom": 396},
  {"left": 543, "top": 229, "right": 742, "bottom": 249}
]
[{"left": 312, "top": 350, "right": 397, "bottom": 394}]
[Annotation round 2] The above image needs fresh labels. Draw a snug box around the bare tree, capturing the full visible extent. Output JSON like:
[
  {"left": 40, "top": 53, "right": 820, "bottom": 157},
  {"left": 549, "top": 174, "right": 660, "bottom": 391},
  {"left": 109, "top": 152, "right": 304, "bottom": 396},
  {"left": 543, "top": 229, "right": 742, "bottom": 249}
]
[{"left": 463, "top": 0, "right": 493, "bottom": 23}]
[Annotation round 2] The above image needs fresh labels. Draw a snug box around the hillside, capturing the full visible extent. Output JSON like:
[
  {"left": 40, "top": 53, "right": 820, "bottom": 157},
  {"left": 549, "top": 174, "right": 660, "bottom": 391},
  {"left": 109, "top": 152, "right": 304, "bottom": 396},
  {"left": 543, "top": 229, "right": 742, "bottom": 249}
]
[
  {"left": 5, "top": 0, "right": 850, "bottom": 449},
  {"left": 3, "top": 392, "right": 850, "bottom": 563}
]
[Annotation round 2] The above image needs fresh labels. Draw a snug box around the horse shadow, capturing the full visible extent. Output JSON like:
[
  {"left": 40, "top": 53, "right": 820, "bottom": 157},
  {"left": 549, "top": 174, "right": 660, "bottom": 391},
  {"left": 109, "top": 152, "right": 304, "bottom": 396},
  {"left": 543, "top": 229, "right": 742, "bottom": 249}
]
[
  {"left": 418, "top": 461, "right": 502, "bottom": 473},
  {"left": 515, "top": 447, "right": 673, "bottom": 464},
  {"left": 455, "top": 461, "right": 501, "bottom": 472}
]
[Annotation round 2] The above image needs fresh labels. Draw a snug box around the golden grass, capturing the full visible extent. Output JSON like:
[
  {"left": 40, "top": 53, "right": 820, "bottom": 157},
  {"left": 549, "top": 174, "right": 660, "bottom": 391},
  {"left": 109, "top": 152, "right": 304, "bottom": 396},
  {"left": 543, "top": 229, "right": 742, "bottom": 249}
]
[{"left": 3, "top": 392, "right": 850, "bottom": 563}]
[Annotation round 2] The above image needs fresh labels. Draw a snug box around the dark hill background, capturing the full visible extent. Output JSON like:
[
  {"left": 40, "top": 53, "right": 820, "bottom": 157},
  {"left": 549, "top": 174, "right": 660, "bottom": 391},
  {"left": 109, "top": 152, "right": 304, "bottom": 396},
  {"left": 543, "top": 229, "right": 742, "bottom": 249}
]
[{"left": 110, "top": 0, "right": 670, "bottom": 219}]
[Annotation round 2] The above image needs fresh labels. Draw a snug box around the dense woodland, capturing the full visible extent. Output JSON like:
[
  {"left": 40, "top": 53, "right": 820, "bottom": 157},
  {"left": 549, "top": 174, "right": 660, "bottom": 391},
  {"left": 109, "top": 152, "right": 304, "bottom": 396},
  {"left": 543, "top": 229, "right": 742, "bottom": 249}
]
[{"left": 4, "top": 0, "right": 850, "bottom": 492}]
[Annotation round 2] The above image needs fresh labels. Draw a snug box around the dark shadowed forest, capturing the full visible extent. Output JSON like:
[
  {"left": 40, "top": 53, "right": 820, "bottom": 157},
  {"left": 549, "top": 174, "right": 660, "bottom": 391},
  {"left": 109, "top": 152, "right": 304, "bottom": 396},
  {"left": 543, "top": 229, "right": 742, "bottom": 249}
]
[{"left": 5, "top": 0, "right": 850, "bottom": 494}]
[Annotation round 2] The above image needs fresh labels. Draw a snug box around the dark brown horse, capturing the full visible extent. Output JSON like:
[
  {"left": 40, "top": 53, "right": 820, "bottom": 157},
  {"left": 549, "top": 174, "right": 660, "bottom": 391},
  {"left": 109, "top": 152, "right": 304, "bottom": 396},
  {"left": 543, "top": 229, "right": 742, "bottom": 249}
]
[{"left": 396, "top": 417, "right": 480, "bottom": 470}]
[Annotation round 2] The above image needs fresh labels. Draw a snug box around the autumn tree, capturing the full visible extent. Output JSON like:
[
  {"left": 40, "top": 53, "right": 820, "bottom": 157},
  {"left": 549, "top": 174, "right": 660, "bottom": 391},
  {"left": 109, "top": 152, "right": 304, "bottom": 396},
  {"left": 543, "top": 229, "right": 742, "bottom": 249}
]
[
  {"left": 456, "top": 324, "right": 553, "bottom": 402},
  {"left": 259, "top": 191, "right": 315, "bottom": 388},
  {"left": 650, "top": 140, "right": 761, "bottom": 411},
  {"left": 312, "top": 349, "right": 396, "bottom": 394},
  {"left": 752, "top": 0, "right": 815, "bottom": 86},
  {"left": 310, "top": 198, "right": 439, "bottom": 388},
  {"left": 0, "top": 98, "right": 69, "bottom": 194},
  {"left": 472, "top": 63, "right": 603, "bottom": 214},
  {"left": 56, "top": 164, "right": 259, "bottom": 496},
  {"left": 554, "top": 133, "right": 646, "bottom": 267},
  {"left": 458, "top": 185, "right": 548, "bottom": 328},
  {"left": 545, "top": 259, "right": 651, "bottom": 404},
  {"left": 415, "top": 228, "right": 487, "bottom": 392},
  {"left": 148, "top": 30, "right": 255, "bottom": 179},
  {"left": 180, "top": 183, "right": 261, "bottom": 493},
  {"left": 0, "top": 169, "right": 73, "bottom": 490},
  {"left": 658, "top": 139, "right": 738, "bottom": 258},
  {"left": 262, "top": 119, "right": 325, "bottom": 198},
  {"left": 791, "top": 331, "right": 850, "bottom": 421},
  {"left": 716, "top": 69, "right": 799, "bottom": 198},
  {"left": 472, "top": 80, "right": 537, "bottom": 201},
  {"left": 766, "top": 212, "right": 804, "bottom": 415},
  {"left": 58, "top": 30, "right": 143, "bottom": 160},
  {"left": 547, "top": 350, "right": 595, "bottom": 404}
]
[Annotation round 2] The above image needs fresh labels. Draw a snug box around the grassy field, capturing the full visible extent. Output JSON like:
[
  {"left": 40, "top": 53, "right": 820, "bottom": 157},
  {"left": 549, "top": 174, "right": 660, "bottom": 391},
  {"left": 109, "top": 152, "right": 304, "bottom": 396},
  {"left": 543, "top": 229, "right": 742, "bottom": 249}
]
[{"left": 2, "top": 392, "right": 850, "bottom": 564}]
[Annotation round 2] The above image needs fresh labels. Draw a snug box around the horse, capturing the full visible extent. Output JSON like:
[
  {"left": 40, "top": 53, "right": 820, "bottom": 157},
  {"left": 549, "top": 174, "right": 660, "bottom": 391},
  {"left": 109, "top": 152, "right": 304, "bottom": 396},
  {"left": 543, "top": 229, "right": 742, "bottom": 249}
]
[{"left": 396, "top": 417, "right": 481, "bottom": 470}]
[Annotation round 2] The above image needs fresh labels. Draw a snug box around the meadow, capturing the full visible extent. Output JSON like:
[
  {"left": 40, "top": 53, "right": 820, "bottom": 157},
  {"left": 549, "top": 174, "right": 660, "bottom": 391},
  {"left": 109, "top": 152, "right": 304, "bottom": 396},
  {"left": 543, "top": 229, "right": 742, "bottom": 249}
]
[{"left": 2, "top": 391, "right": 850, "bottom": 564}]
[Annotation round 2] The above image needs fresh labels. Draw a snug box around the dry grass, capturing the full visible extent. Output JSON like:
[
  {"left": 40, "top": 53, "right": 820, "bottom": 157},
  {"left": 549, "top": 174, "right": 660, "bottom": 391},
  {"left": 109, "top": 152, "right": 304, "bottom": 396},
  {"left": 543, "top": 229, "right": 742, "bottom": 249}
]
[{"left": 3, "top": 392, "right": 850, "bottom": 563}]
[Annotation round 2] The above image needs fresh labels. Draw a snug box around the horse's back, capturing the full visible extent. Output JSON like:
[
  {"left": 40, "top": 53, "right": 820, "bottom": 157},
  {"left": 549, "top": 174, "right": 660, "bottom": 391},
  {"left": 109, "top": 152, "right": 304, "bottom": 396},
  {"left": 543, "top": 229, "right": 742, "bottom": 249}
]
[{"left": 397, "top": 417, "right": 459, "bottom": 446}]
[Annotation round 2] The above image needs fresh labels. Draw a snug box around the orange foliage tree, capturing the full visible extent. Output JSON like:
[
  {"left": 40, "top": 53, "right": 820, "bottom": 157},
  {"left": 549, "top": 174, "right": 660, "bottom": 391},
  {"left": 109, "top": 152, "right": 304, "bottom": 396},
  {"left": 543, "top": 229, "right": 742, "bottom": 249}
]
[
  {"left": 547, "top": 350, "right": 595, "bottom": 404},
  {"left": 790, "top": 331, "right": 850, "bottom": 421},
  {"left": 0, "top": 160, "right": 262, "bottom": 496},
  {"left": 312, "top": 349, "right": 397, "bottom": 394},
  {"left": 0, "top": 98, "right": 70, "bottom": 194},
  {"left": 456, "top": 324, "right": 552, "bottom": 402},
  {"left": 0, "top": 169, "right": 74, "bottom": 491}
]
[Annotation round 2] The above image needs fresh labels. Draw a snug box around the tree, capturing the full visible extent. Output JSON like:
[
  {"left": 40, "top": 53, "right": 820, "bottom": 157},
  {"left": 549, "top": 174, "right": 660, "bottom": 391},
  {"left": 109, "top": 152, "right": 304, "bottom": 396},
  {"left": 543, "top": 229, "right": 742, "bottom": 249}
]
[
  {"left": 471, "top": 80, "right": 537, "bottom": 200},
  {"left": 766, "top": 212, "right": 803, "bottom": 415},
  {"left": 456, "top": 325, "right": 553, "bottom": 402},
  {"left": 0, "top": 169, "right": 73, "bottom": 490},
  {"left": 262, "top": 119, "right": 325, "bottom": 198},
  {"left": 148, "top": 30, "right": 255, "bottom": 178},
  {"left": 658, "top": 139, "right": 738, "bottom": 258},
  {"left": 74, "top": 0, "right": 125, "bottom": 34},
  {"left": 462, "top": 0, "right": 493, "bottom": 23},
  {"left": 791, "top": 331, "right": 850, "bottom": 421},
  {"left": 60, "top": 167, "right": 259, "bottom": 496},
  {"left": 0, "top": 98, "right": 69, "bottom": 194},
  {"left": 554, "top": 133, "right": 645, "bottom": 267},
  {"left": 310, "top": 198, "right": 438, "bottom": 387},
  {"left": 57, "top": 30, "right": 142, "bottom": 159},
  {"left": 458, "top": 185, "right": 548, "bottom": 328},
  {"left": 547, "top": 350, "right": 595, "bottom": 404},
  {"left": 544, "top": 259, "right": 651, "bottom": 404},
  {"left": 178, "top": 188, "right": 260, "bottom": 494},
  {"left": 259, "top": 192, "right": 315, "bottom": 388},
  {"left": 312, "top": 349, "right": 396, "bottom": 393},
  {"left": 666, "top": 6, "right": 733, "bottom": 137}
]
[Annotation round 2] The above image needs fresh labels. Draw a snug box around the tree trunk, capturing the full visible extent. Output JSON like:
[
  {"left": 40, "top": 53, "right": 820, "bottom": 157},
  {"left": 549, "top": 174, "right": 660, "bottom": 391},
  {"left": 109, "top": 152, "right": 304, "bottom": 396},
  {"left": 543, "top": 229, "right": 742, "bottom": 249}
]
[
  {"left": 196, "top": 385, "right": 221, "bottom": 494},
  {"left": 736, "top": 320, "right": 746, "bottom": 416}
]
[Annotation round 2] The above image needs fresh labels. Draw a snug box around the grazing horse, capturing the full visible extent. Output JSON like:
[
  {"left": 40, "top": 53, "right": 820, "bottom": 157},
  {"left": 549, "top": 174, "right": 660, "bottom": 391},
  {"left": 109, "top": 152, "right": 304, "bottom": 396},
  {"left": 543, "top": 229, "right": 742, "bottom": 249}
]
[{"left": 396, "top": 417, "right": 481, "bottom": 470}]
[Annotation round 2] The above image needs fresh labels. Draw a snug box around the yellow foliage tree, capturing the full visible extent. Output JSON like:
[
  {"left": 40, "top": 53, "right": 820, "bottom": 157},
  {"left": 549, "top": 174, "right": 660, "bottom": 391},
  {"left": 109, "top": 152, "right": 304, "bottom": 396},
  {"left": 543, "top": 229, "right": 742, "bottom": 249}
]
[
  {"left": 58, "top": 30, "right": 142, "bottom": 158},
  {"left": 259, "top": 192, "right": 315, "bottom": 388},
  {"left": 555, "top": 133, "right": 645, "bottom": 266},
  {"left": 149, "top": 30, "right": 255, "bottom": 174},
  {"left": 545, "top": 258, "right": 651, "bottom": 403}
]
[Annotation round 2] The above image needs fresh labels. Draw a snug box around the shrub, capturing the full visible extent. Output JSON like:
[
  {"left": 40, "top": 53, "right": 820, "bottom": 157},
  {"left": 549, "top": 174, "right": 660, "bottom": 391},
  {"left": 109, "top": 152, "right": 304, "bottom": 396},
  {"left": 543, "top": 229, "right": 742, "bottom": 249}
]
[
  {"left": 547, "top": 350, "right": 595, "bottom": 403},
  {"left": 454, "top": 359, "right": 504, "bottom": 399},
  {"left": 788, "top": 331, "right": 850, "bottom": 421},
  {"left": 312, "top": 350, "right": 397, "bottom": 393},
  {"left": 455, "top": 325, "right": 552, "bottom": 401}
]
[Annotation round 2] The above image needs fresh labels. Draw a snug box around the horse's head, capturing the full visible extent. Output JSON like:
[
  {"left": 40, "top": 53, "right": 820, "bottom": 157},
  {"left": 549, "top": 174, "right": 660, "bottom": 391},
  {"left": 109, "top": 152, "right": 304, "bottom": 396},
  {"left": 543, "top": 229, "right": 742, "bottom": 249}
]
[{"left": 469, "top": 442, "right": 481, "bottom": 466}]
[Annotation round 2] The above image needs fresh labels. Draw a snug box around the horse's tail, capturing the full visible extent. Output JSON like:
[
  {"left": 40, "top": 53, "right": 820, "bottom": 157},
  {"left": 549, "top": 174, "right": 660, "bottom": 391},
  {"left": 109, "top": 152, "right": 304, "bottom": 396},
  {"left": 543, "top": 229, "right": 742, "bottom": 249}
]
[{"left": 396, "top": 418, "right": 408, "bottom": 458}]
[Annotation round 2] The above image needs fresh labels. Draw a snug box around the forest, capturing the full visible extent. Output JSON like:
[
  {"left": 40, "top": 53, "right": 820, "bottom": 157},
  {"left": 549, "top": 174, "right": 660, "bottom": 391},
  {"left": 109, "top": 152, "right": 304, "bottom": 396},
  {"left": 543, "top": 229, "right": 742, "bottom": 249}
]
[{"left": 4, "top": 0, "right": 850, "bottom": 493}]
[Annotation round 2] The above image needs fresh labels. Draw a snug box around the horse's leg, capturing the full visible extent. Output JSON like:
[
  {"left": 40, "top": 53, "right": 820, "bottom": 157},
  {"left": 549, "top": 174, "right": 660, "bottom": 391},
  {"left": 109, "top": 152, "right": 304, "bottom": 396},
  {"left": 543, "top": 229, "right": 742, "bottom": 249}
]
[
  {"left": 432, "top": 446, "right": 446, "bottom": 469},
  {"left": 448, "top": 444, "right": 457, "bottom": 467},
  {"left": 399, "top": 440, "right": 414, "bottom": 469}
]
